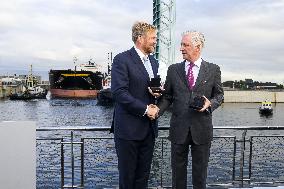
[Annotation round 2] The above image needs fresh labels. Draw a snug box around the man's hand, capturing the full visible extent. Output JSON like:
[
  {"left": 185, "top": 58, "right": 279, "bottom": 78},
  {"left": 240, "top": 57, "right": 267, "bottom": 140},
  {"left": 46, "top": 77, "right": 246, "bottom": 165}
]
[
  {"left": 199, "top": 96, "right": 211, "bottom": 113},
  {"left": 147, "top": 104, "right": 159, "bottom": 120}
]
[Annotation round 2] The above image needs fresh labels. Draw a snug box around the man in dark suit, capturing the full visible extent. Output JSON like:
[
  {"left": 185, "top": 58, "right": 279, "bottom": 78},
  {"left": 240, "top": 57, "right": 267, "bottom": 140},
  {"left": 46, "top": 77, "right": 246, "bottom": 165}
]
[
  {"left": 111, "top": 21, "right": 160, "bottom": 189},
  {"left": 157, "top": 31, "right": 224, "bottom": 189}
]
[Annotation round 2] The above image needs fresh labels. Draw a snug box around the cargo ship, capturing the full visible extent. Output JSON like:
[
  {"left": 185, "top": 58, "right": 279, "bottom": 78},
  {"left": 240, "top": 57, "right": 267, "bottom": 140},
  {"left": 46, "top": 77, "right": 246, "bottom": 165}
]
[{"left": 49, "top": 60, "right": 104, "bottom": 98}]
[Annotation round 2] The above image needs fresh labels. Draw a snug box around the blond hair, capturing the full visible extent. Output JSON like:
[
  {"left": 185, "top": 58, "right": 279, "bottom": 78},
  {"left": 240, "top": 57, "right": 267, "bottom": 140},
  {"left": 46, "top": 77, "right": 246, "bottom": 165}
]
[{"left": 132, "top": 21, "right": 157, "bottom": 43}]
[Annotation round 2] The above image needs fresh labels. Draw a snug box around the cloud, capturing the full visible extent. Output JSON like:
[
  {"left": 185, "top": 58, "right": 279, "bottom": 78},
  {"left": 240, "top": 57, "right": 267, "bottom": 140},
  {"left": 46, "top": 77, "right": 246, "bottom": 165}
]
[
  {"left": 175, "top": 0, "right": 284, "bottom": 83},
  {"left": 0, "top": 0, "right": 283, "bottom": 83},
  {"left": 0, "top": 0, "right": 153, "bottom": 70}
]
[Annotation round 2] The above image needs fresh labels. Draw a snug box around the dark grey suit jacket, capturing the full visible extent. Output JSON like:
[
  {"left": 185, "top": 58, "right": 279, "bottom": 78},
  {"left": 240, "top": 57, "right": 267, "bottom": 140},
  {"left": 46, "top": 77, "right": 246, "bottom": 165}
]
[{"left": 158, "top": 60, "right": 224, "bottom": 145}]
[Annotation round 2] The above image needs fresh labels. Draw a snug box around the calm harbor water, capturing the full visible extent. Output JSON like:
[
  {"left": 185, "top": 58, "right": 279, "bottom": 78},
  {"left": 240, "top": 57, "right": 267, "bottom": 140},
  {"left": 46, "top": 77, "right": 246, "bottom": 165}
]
[
  {"left": 1, "top": 99, "right": 284, "bottom": 188},
  {"left": 1, "top": 99, "right": 284, "bottom": 127}
]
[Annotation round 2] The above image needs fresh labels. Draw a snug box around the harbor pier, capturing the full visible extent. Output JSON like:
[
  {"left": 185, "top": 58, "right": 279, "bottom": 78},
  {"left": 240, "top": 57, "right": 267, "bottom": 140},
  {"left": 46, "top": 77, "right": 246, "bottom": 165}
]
[{"left": 224, "top": 91, "right": 284, "bottom": 103}]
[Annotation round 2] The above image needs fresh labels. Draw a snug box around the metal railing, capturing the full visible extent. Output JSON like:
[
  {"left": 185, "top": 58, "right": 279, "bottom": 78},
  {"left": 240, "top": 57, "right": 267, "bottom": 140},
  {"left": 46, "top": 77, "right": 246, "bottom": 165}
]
[{"left": 36, "top": 126, "right": 284, "bottom": 188}]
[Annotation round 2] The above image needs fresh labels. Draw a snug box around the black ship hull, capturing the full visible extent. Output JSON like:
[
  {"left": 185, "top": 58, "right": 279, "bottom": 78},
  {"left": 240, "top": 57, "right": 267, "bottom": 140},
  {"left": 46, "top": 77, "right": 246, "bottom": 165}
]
[
  {"left": 259, "top": 108, "right": 273, "bottom": 115},
  {"left": 10, "top": 91, "right": 47, "bottom": 100}
]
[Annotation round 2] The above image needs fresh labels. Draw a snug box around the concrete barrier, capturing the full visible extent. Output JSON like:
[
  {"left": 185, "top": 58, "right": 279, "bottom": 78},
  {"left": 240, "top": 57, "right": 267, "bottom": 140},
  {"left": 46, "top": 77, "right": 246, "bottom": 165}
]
[
  {"left": 224, "top": 91, "right": 284, "bottom": 103},
  {"left": 0, "top": 121, "right": 36, "bottom": 189}
]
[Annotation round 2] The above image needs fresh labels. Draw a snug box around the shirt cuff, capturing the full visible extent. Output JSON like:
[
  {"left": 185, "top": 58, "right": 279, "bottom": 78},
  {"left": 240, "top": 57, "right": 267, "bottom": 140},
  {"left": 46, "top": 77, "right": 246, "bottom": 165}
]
[{"left": 143, "top": 105, "right": 149, "bottom": 116}]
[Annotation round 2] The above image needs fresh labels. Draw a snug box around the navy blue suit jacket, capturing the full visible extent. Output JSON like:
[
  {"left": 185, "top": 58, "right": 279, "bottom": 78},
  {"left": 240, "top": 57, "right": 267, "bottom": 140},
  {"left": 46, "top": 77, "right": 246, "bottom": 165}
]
[{"left": 111, "top": 47, "right": 159, "bottom": 140}]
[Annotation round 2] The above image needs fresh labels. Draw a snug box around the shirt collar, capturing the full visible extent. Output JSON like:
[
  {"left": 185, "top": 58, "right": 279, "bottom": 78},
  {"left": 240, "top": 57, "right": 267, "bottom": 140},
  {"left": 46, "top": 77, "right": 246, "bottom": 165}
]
[
  {"left": 134, "top": 46, "right": 147, "bottom": 62},
  {"left": 185, "top": 57, "right": 202, "bottom": 68}
]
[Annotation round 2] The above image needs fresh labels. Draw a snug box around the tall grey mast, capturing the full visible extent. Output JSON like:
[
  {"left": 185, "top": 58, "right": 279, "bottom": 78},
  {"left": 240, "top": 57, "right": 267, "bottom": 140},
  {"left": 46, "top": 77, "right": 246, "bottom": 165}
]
[{"left": 153, "top": 0, "right": 176, "bottom": 68}]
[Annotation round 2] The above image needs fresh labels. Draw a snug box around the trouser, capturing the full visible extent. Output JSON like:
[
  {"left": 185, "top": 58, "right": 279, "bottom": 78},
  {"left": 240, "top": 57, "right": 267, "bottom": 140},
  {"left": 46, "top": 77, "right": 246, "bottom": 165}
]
[
  {"left": 171, "top": 130, "right": 211, "bottom": 189},
  {"left": 115, "top": 131, "right": 155, "bottom": 189}
]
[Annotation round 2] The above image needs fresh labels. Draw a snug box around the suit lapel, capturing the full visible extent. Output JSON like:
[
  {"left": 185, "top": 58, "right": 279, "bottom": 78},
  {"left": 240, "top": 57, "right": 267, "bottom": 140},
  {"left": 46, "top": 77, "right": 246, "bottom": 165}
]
[
  {"left": 129, "top": 47, "right": 150, "bottom": 82},
  {"left": 149, "top": 56, "right": 158, "bottom": 77},
  {"left": 194, "top": 60, "right": 209, "bottom": 90},
  {"left": 175, "top": 60, "right": 188, "bottom": 88},
  {"left": 174, "top": 60, "right": 209, "bottom": 91}
]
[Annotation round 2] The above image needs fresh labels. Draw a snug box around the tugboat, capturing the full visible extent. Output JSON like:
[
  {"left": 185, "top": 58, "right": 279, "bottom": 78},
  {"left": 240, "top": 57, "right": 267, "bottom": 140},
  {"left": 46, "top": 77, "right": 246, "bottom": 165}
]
[
  {"left": 259, "top": 100, "right": 273, "bottom": 115},
  {"left": 10, "top": 91, "right": 32, "bottom": 100},
  {"left": 97, "top": 53, "right": 113, "bottom": 106},
  {"left": 97, "top": 75, "right": 113, "bottom": 106},
  {"left": 9, "top": 65, "right": 48, "bottom": 100}
]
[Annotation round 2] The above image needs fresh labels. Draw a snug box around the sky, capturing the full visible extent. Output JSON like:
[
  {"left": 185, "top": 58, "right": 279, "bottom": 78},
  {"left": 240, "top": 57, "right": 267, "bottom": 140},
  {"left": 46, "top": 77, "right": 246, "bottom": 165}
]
[{"left": 0, "top": 0, "right": 284, "bottom": 83}]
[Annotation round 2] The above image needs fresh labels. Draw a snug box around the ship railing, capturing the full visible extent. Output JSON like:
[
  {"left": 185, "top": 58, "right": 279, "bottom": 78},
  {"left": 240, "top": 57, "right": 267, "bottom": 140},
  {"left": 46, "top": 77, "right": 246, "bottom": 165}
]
[{"left": 36, "top": 126, "right": 284, "bottom": 188}]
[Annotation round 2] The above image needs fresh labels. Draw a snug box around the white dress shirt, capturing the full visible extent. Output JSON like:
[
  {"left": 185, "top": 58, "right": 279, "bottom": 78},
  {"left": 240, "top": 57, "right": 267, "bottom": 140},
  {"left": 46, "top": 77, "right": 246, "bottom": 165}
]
[
  {"left": 134, "top": 46, "right": 156, "bottom": 115},
  {"left": 134, "top": 46, "right": 154, "bottom": 79}
]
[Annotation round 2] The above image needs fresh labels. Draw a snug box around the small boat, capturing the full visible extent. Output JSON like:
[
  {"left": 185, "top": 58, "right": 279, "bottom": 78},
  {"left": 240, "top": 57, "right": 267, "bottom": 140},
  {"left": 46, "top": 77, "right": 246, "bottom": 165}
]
[
  {"left": 97, "top": 75, "right": 113, "bottom": 106},
  {"left": 10, "top": 85, "right": 48, "bottom": 100},
  {"left": 259, "top": 100, "right": 273, "bottom": 115},
  {"left": 9, "top": 65, "right": 48, "bottom": 100},
  {"left": 10, "top": 91, "right": 33, "bottom": 100},
  {"left": 97, "top": 54, "right": 114, "bottom": 106},
  {"left": 97, "top": 88, "right": 113, "bottom": 106}
]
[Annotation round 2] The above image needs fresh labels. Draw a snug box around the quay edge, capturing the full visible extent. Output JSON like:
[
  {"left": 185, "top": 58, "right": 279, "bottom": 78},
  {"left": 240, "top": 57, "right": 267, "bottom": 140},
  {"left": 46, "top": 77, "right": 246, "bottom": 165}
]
[{"left": 224, "top": 90, "right": 284, "bottom": 103}]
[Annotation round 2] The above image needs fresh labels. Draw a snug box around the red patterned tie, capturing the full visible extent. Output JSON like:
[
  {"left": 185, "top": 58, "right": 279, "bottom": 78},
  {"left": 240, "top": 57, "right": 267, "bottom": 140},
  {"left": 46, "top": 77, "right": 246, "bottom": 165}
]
[{"left": 187, "top": 62, "right": 194, "bottom": 89}]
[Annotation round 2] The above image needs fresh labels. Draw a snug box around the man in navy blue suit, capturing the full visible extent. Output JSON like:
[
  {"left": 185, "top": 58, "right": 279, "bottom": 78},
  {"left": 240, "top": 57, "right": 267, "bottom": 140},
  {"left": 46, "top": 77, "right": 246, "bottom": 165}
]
[{"left": 111, "top": 21, "right": 160, "bottom": 189}]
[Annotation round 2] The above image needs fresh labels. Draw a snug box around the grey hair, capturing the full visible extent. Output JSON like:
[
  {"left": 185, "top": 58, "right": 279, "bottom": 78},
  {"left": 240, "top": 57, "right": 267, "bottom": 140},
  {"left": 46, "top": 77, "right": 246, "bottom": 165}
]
[
  {"left": 132, "top": 21, "right": 157, "bottom": 43},
  {"left": 182, "top": 31, "right": 205, "bottom": 48}
]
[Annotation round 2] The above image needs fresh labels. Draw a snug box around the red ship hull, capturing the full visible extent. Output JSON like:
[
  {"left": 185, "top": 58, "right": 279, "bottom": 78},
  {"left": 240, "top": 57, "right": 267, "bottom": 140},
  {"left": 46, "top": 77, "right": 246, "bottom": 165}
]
[{"left": 50, "top": 89, "right": 98, "bottom": 98}]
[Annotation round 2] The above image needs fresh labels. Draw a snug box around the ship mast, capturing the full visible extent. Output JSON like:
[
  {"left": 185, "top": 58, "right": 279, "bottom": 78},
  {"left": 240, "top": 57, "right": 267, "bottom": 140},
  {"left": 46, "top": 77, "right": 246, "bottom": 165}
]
[
  {"left": 107, "top": 52, "right": 112, "bottom": 75},
  {"left": 73, "top": 56, "right": 78, "bottom": 71},
  {"left": 27, "top": 64, "right": 34, "bottom": 88}
]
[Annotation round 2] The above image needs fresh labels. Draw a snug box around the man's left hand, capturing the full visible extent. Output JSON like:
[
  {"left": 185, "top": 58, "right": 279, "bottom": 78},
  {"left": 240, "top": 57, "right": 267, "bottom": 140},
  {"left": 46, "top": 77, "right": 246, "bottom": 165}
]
[{"left": 199, "top": 96, "right": 211, "bottom": 112}]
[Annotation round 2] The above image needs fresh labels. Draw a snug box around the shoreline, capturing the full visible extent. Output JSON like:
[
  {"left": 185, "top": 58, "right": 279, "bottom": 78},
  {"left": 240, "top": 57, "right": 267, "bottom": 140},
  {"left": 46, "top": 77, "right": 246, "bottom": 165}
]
[{"left": 2, "top": 90, "right": 284, "bottom": 103}]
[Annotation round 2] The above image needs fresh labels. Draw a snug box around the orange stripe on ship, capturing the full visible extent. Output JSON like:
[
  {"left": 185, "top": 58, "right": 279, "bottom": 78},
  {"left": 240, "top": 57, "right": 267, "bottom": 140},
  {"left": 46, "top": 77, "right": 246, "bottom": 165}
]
[{"left": 61, "top": 73, "right": 90, "bottom": 77}]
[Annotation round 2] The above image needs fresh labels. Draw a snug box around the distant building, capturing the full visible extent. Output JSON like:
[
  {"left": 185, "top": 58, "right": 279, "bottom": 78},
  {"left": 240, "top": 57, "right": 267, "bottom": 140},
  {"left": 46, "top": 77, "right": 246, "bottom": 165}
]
[
  {"left": 38, "top": 80, "right": 50, "bottom": 90},
  {"left": 254, "top": 82, "right": 278, "bottom": 89},
  {"left": 222, "top": 81, "right": 234, "bottom": 88},
  {"left": 245, "top": 79, "right": 254, "bottom": 89},
  {"left": 19, "top": 74, "right": 42, "bottom": 85},
  {"left": 222, "top": 79, "right": 282, "bottom": 90},
  {"left": 0, "top": 76, "right": 23, "bottom": 97}
]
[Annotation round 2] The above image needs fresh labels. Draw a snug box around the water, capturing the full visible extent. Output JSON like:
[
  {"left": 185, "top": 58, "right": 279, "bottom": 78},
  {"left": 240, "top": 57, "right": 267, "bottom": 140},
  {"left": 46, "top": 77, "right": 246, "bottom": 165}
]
[
  {"left": 1, "top": 99, "right": 284, "bottom": 127},
  {"left": 215, "top": 103, "right": 284, "bottom": 127},
  {"left": 0, "top": 99, "right": 113, "bottom": 127},
  {"left": 1, "top": 99, "right": 284, "bottom": 188}
]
